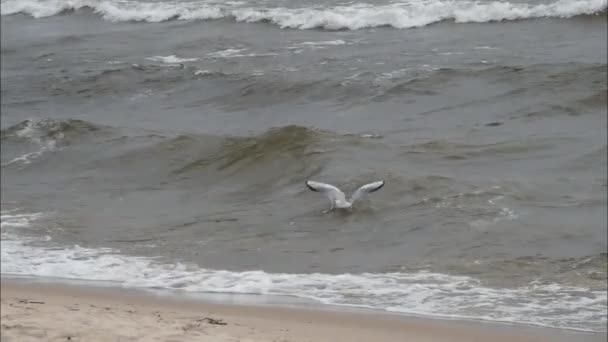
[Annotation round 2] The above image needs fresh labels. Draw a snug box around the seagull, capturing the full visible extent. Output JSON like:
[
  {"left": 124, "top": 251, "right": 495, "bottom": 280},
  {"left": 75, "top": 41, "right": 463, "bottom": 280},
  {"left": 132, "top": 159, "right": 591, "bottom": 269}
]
[{"left": 305, "top": 180, "right": 385, "bottom": 210}]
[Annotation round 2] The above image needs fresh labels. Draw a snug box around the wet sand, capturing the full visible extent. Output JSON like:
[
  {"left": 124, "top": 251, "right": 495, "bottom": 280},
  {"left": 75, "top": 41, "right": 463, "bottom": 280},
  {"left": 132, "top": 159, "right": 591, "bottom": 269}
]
[{"left": 2, "top": 279, "right": 601, "bottom": 342}]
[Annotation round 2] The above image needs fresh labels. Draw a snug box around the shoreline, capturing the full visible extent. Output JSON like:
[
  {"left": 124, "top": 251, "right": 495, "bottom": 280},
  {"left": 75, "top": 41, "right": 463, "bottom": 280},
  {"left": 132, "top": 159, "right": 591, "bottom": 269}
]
[{"left": 2, "top": 276, "right": 605, "bottom": 342}]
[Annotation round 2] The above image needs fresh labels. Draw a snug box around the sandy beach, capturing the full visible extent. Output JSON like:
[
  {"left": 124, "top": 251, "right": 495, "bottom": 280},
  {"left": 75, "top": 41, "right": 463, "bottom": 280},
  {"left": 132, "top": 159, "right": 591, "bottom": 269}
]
[{"left": 2, "top": 279, "right": 602, "bottom": 342}]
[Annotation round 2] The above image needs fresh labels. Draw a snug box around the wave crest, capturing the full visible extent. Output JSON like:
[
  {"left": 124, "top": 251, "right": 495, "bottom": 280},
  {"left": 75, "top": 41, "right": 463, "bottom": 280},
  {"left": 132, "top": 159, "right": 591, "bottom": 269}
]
[
  {"left": 1, "top": 118, "right": 101, "bottom": 143},
  {"left": 2, "top": 0, "right": 606, "bottom": 30},
  {"left": 1, "top": 119, "right": 103, "bottom": 166}
]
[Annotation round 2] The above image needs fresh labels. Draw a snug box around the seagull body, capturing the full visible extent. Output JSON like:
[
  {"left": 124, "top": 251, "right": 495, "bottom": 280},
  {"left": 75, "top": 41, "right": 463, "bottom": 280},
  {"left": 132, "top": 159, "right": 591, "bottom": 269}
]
[{"left": 305, "top": 180, "right": 385, "bottom": 210}]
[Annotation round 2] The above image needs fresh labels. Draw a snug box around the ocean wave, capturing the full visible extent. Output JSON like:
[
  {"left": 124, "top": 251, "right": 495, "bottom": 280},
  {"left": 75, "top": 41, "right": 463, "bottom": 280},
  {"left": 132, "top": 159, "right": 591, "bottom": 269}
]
[
  {"left": 0, "top": 211, "right": 44, "bottom": 229},
  {"left": 1, "top": 210, "right": 606, "bottom": 332},
  {"left": 121, "top": 125, "right": 329, "bottom": 187},
  {"left": 1, "top": 0, "right": 605, "bottom": 30},
  {"left": 1, "top": 118, "right": 103, "bottom": 145},
  {"left": 204, "top": 62, "right": 606, "bottom": 108},
  {"left": 0, "top": 121, "right": 362, "bottom": 189},
  {"left": 1, "top": 119, "right": 102, "bottom": 166},
  {"left": 403, "top": 138, "right": 566, "bottom": 159},
  {"left": 10, "top": 60, "right": 602, "bottom": 109}
]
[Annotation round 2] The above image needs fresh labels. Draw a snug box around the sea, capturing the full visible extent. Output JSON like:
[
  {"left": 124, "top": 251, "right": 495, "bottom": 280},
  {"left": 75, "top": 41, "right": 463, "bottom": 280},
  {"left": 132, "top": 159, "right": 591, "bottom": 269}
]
[{"left": 1, "top": 0, "right": 606, "bottom": 335}]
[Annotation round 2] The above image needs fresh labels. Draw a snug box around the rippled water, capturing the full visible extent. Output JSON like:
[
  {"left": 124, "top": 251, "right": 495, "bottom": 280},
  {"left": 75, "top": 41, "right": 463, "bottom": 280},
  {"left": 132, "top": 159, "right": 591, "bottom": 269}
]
[{"left": 1, "top": 0, "right": 606, "bottom": 333}]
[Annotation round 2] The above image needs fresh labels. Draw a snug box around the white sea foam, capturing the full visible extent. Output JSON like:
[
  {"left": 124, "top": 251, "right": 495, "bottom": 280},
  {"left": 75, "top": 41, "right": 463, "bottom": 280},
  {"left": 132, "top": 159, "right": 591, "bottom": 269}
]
[
  {"left": 206, "top": 48, "right": 247, "bottom": 58},
  {"left": 2, "top": 151, "right": 46, "bottom": 166},
  {"left": 295, "top": 40, "right": 348, "bottom": 46},
  {"left": 1, "top": 119, "right": 62, "bottom": 166},
  {"left": 129, "top": 88, "right": 154, "bottom": 101},
  {"left": 438, "top": 51, "right": 465, "bottom": 55},
  {"left": 373, "top": 65, "right": 438, "bottom": 85},
  {"left": 194, "top": 69, "right": 213, "bottom": 76},
  {"left": 470, "top": 207, "right": 519, "bottom": 231},
  {"left": 474, "top": 46, "right": 500, "bottom": 50},
  {"left": 0, "top": 212, "right": 44, "bottom": 229},
  {"left": 145, "top": 55, "right": 199, "bottom": 64},
  {"left": 1, "top": 0, "right": 605, "bottom": 30},
  {"left": 206, "top": 48, "right": 278, "bottom": 58},
  {"left": 1, "top": 209, "right": 606, "bottom": 332},
  {"left": 286, "top": 40, "right": 349, "bottom": 51}
]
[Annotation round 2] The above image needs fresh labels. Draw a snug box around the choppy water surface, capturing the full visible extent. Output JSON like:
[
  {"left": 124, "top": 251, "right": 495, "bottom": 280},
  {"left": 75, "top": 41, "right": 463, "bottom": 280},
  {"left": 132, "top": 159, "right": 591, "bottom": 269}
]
[{"left": 1, "top": 0, "right": 606, "bottom": 333}]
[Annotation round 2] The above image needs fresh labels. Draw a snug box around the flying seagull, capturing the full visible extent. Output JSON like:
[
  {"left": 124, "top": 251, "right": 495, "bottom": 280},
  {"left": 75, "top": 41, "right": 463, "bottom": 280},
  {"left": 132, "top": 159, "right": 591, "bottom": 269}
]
[{"left": 305, "top": 180, "right": 385, "bottom": 210}]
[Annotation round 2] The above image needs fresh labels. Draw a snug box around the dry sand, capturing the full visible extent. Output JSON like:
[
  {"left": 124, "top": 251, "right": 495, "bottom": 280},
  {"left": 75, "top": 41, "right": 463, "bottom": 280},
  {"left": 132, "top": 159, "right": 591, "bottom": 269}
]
[{"left": 0, "top": 279, "right": 601, "bottom": 342}]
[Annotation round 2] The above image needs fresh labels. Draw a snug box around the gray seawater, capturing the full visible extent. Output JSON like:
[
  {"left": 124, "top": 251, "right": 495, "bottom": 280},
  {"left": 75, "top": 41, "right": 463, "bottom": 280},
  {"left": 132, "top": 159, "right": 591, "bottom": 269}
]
[{"left": 1, "top": 0, "right": 607, "bottom": 334}]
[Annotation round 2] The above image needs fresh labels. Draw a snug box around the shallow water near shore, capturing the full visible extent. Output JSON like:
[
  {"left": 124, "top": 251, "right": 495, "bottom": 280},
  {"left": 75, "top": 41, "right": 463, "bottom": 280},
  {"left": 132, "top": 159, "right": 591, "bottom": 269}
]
[{"left": 2, "top": 275, "right": 606, "bottom": 342}]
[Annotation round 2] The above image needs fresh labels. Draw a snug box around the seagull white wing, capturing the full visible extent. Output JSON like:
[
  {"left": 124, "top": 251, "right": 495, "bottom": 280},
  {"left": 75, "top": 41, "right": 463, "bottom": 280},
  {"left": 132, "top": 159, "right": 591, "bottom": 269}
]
[
  {"left": 305, "top": 180, "right": 347, "bottom": 203},
  {"left": 350, "top": 180, "right": 385, "bottom": 203}
]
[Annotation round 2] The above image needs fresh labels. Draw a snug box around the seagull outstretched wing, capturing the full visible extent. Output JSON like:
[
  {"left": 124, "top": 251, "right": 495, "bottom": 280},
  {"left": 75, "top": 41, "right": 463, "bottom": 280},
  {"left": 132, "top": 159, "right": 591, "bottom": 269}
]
[
  {"left": 305, "top": 180, "right": 347, "bottom": 204},
  {"left": 350, "top": 180, "right": 385, "bottom": 203}
]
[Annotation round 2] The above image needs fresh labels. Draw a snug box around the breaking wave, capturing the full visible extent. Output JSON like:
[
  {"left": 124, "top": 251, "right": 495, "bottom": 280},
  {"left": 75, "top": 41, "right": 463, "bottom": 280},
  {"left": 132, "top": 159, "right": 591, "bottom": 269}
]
[
  {"left": 2, "top": 0, "right": 606, "bottom": 30},
  {"left": 1, "top": 119, "right": 102, "bottom": 166},
  {"left": 1, "top": 209, "right": 606, "bottom": 332}
]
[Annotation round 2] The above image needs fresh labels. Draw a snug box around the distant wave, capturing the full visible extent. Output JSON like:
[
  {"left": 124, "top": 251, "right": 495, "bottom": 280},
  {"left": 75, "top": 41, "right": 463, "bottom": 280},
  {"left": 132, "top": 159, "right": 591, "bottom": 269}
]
[
  {"left": 1, "top": 0, "right": 606, "bottom": 30},
  {"left": 1, "top": 62, "right": 603, "bottom": 116}
]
